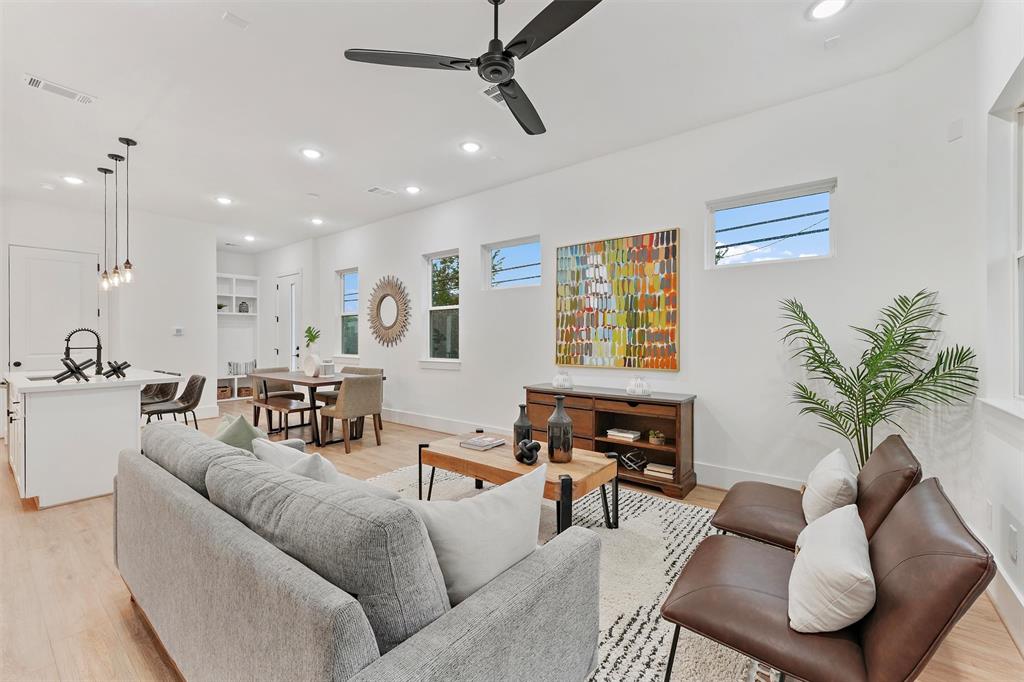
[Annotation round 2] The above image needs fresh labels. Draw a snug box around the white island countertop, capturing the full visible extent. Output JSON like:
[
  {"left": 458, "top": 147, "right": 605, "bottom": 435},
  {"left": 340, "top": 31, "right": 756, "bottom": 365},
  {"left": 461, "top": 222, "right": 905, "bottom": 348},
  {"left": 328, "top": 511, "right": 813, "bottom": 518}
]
[{"left": 5, "top": 369, "right": 181, "bottom": 394}]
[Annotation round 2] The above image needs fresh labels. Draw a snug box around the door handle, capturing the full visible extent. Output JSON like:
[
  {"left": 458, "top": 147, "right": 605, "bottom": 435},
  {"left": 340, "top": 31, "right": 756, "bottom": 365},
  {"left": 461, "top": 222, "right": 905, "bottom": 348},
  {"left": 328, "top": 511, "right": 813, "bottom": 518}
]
[{"left": 12, "top": 361, "right": 21, "bottom": 368}]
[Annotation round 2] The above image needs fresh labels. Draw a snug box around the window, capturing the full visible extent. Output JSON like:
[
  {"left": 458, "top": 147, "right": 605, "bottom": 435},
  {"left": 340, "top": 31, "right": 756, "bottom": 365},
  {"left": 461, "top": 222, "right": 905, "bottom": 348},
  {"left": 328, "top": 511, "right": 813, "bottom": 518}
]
[
  {"left": 340, "top": 269, "right": 358, "bottom": 355},
  {"left": 428, "top": 252, "right": 459, "bottom": 359},
  {"left": 487, "top": 238, "right": 541, "bottom": 289},
  {"left": 708, "top": 178, "right": 836, "bottom": 268}
]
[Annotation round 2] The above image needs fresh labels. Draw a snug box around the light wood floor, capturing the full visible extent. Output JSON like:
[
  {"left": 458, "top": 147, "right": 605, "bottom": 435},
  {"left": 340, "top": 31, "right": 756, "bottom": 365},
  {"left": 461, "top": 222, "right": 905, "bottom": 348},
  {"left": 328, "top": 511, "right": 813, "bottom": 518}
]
[{"left": 1, "top": 402, "right": 1020, "bottom": 681}]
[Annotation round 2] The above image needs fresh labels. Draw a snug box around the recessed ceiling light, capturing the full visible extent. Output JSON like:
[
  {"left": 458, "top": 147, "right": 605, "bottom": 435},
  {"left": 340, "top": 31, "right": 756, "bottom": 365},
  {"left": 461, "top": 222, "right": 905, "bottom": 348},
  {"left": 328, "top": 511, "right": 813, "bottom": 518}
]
[
  {"left": 63, "top": 176, "right": 84, "bottom": 185},
  {"left": 311, "top": 217, "right": 324, "bottom": 226},
  {"left": 244, "top": 235, "right": 255, "bottom": 242},
  {"left": 301, "top": 148, "right": 323, "bottom": 160},
  {"left": 460, "top": 141, "right": 481, "bottom": 153},
  {"left": 216, "top": 196, "right": 233, "bottom": 205},
  {"left": 808, "top": 0, "right": 848, "bottom": 20},
  {"left": 405, "top": 186, "right": 421, "bottom": 195}
]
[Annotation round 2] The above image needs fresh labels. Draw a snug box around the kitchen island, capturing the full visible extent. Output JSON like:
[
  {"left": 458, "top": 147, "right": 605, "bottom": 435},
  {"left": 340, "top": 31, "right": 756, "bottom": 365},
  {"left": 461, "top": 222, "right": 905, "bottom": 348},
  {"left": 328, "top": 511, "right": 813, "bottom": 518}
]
[{"left": 5, "top": 369, "right": 181, "bottom": 508}]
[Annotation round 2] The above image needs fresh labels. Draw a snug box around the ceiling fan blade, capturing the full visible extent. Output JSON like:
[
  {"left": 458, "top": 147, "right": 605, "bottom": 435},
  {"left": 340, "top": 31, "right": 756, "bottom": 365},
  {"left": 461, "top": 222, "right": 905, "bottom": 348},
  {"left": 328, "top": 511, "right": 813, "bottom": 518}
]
[
  {"left": 498, "top": 79, "right": 546, "bottom": 135},
  {"left": 505, "top": 0, "right": 601, "bottom": 60},
  {"left": 344, "top": 49, "right": 473, "bottom": 71}
]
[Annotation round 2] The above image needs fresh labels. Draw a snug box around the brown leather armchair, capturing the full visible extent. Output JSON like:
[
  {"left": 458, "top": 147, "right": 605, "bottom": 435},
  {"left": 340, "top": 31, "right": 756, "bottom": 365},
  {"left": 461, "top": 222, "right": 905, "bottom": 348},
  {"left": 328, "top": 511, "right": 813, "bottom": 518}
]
[
  {"left": 661, "top": 478, "right": 995, "bottom": 682},
  {"left": 710, "top": 435, "right": 922, "bottom": 550}
]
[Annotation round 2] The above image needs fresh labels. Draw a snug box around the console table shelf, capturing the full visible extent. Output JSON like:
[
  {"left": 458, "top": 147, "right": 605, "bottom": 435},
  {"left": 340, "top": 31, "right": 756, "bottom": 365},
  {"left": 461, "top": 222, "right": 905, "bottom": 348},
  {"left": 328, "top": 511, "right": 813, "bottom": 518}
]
[{"left": 524, "top": 384, "right": 696, "bottom": 498}]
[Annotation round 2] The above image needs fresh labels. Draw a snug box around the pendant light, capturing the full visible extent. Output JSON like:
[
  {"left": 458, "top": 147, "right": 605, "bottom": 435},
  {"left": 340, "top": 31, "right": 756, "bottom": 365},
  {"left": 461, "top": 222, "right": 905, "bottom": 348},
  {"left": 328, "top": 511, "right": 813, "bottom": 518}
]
[
  {"left": 97, "top": 166, "right": 113, "bottom": 290},
  {"left": 107, "top": 152, "right": 124, "bottom": 286},
  {"left": 118, "top": 137, "right": 137, "bottom": 283}
]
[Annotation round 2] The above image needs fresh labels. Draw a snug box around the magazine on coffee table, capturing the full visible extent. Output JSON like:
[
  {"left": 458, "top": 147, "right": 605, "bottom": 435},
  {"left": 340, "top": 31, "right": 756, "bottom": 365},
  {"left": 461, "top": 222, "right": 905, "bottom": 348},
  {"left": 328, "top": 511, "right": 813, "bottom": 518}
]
[{"left": 460, "top": 435, "right": 506, "bottom": 451}]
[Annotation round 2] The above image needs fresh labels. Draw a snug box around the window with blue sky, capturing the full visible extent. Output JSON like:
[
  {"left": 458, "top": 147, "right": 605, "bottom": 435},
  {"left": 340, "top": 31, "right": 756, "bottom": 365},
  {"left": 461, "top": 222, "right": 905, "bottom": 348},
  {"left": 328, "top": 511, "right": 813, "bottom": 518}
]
[
  {"left": 490, "top": 239, "right": 541, "bottom": 288},
  {"left": 712, "top": 189, "right": 831, "bottom": 267},
  {"left": 340, "top": 269, "right": 358, "bottom": 355}
]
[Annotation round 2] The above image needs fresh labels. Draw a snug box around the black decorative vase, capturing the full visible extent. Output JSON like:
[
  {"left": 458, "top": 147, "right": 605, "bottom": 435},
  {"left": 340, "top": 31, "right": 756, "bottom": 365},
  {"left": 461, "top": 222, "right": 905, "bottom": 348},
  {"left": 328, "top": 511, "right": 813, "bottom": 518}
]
[
  {"left": 547, "top": 395, "right": 573, "bottom": 463},
  {"left": 513, "top": 404, "right": 533, "bottom": 446}
]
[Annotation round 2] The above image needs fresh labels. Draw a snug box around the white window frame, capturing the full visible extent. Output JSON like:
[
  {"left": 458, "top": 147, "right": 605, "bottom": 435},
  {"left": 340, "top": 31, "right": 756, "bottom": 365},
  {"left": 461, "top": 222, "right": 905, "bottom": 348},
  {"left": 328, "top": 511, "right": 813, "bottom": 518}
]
[
  {"left": 1015, "top": 112, "right": 1024, "bottom": 399},
  {"left": 705, "top": 177, "right": 838, "bottom": 270},
  {"left": 482, "top": 235, "right": 542, "bottom": 290},
  {"left": 338, "top": 268, "right": 359, "bottom": 357},
  {"left": 425, "top": 249, "right": 460, "bottom": 362}
]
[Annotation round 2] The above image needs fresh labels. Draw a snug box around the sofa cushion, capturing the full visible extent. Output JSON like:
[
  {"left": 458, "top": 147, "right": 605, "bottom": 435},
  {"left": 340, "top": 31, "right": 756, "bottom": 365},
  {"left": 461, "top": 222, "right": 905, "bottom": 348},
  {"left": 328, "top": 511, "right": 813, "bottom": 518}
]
[
  {"left": 253, "top": 438, "right": 400, "bottom": 500},
  {"left": 855, "top": 434, "right": 922, "bottom": 538},
  {"left": 213, "top": 414, "right": 266, "bottom": 452},
  {"left": 141, "top": 422, "right": 251, "bottom": 496},
  {"left": 206, "top": 455, "right": 450, "bottom": 653},
  {"left": 710, "top": 481, "right": 805, "bottom": 550},
  {"left": 660, "top": 535, "right": 866, "bottom": 682}
]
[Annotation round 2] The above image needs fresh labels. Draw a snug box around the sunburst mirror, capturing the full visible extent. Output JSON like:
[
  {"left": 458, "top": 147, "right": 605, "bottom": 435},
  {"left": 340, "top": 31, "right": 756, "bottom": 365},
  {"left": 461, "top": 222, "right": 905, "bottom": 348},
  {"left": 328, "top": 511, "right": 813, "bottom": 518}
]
[{"left": 368, "top": 275, "right": 411, "bottom": 347}]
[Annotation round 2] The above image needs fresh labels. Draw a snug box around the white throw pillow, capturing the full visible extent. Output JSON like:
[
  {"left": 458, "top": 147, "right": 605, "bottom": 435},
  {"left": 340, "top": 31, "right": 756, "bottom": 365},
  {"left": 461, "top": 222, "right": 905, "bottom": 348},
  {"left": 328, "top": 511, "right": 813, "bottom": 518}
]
[
  {"left": 789, "top": 504, "right": 875, "bottom": 633},
  {"left": 802, "top": 449, "right": 857, "bottom": 524},
  {"left": 253, "top": 439, "right": 400, "bottom": 500},
  {"left": 398, "top": 464, "right": 547, "bottom": 605},
  {"left": 252, "top": 438, "right": 304, "bottom": 469}
]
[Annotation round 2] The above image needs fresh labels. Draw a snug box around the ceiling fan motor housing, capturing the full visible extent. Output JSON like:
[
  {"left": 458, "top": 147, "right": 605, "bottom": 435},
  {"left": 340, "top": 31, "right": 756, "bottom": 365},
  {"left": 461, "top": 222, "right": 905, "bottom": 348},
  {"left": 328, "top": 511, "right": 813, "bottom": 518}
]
[{"left": 477, "top": 39, "right": 514, "bottom": 83}]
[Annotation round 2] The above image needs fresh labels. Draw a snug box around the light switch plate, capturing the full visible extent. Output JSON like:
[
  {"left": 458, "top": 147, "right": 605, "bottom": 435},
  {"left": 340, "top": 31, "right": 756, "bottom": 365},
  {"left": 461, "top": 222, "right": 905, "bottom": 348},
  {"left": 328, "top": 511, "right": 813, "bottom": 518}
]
[
  {"left": 173, "top": 327, "right": 184, "bottom": 337},
  {"left": 1009, "top": 524, "right": 1019, "bottom": 564}
]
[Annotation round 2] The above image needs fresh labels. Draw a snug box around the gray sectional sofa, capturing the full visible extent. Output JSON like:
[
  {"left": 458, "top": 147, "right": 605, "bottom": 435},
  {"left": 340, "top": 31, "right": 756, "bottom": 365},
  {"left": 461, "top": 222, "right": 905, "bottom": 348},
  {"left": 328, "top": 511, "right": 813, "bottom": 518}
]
[{"left": 114, "top": 422, "right": 601, "bottom": 681}]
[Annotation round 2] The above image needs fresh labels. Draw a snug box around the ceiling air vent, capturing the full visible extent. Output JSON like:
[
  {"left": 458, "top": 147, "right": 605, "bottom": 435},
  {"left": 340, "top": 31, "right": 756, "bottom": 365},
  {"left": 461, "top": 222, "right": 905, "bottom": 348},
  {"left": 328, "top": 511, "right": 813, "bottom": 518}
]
[
  {"left": 367, "top": 186, "right": 397, "bottom": 197},
  {"left": 480, "top": 84, "right": 506, "bottom": 108},
  {"left": 23, "top": 74, "right": 96, "bottom": 104}
]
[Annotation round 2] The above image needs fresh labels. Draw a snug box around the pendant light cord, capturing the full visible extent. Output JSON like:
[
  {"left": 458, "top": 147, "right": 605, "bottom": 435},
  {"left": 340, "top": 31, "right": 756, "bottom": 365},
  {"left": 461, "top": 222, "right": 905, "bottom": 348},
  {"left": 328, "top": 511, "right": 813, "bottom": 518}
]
[
  {"left": 113, "top": 160, "right": 119, "bottom": 264},
  {"left": 103, "top": 172, "right": 108, "bottom": 271},
  {"left": 124, "top": 143, "right": 130, "bottom": 260}
]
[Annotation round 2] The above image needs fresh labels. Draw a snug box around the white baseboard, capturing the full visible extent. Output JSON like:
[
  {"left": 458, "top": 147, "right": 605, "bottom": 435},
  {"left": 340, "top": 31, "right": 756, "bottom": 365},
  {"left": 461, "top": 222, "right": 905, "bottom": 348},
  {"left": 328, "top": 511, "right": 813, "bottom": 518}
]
[
  {"left": 381, "top": 407, "right": 509, "bottom": 438},
  {"left": 694, "top": 461, "right": 803, "bottom": 490},
  {"left": 196, "top": 404, "right": 220, "bottom": 420},
  {"left": 989, "top": 564, "right": 1024, "bottom": 656}
]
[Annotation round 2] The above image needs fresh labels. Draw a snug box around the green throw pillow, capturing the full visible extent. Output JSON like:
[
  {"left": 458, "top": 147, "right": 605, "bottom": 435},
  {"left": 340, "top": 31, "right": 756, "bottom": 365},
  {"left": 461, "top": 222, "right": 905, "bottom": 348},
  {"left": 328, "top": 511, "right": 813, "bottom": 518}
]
[{"left": 213, "top": 414, "right": 267, "bottom": 452}]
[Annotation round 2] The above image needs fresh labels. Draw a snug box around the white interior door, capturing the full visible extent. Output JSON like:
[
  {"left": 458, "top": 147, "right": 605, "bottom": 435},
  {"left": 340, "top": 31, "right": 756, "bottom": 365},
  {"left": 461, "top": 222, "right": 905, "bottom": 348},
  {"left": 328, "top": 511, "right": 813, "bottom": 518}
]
[
  {"left": 9, "top": 246, "right": 103, "bottom": 371},
  {"left": 275, "top": 273, "right": 302, "bottom": 370}
]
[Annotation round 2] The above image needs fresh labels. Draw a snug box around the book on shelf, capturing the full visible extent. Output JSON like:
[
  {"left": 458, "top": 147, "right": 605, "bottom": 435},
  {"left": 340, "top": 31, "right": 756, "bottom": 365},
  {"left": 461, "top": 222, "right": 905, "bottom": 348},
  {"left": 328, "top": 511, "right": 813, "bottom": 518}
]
[
  {"left": 645, "top": 468, "right": 675, "bottom": 481},
  {"left": 646, "top": 463, "right": 675, "bottom": 474},
  {"left": 460, "top": 435, "right": 506, "bottom": 451},
  {"left": 606, "top": 428, "right": 641, "bottom": 442}
]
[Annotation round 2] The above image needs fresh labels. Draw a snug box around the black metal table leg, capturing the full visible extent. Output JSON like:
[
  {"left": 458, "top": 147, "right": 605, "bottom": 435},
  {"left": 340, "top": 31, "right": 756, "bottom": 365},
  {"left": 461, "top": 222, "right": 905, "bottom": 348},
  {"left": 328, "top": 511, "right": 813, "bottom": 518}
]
[
  {"left": 475, "top": 479, "right": 483, "bottom": 489},
  {"left": 612, "top": 473, "right": 619, "bottom": 529},
  {"left": 556, "top": 474, "right": 573, "bottom": 534},
  {"left": 427, "top": 468, "right": 436, "bottom": 500},
  {"left": 307, "top": 386, "right": 320, "bottom": 446},
  {"left": 600, "top": 485, "right": 613, "bottom": 529},
  {"left": 663, "top": 624, "right": 680, "bottom": 682}
]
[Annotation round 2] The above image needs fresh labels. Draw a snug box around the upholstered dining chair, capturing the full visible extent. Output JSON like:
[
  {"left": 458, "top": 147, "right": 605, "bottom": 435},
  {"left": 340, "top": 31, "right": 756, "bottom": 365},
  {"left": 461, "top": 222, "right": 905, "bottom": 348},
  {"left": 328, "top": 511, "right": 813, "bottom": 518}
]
[
  {"left": 314, "top": 366, "right": 383, "bottom": 405},
  {"left": 140, "top": 380, "right": 178, "bottom": 406},
  {"left": 142, "top": 375, "right": 206, "bottom": 428},
  {"left": 319, "top": 374, "right": 383, "bottom": 454},
  {"left": 250, "top": 367, "right": 304, "bottom": 429}
]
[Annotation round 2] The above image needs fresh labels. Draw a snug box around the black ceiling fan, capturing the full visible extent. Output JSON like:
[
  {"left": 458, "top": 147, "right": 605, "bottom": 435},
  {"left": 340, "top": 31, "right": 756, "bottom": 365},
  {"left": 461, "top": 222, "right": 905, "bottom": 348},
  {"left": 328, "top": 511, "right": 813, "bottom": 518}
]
[{"left": 345, "top": 0, "right": 602, "bottom": 135}]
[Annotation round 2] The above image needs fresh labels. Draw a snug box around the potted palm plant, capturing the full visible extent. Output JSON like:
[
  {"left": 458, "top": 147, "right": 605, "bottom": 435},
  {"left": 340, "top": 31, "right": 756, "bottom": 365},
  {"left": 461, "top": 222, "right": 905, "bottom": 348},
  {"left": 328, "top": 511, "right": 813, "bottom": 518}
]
[{"left": 780, "top": 290, "right": 978, "bottom": 469}]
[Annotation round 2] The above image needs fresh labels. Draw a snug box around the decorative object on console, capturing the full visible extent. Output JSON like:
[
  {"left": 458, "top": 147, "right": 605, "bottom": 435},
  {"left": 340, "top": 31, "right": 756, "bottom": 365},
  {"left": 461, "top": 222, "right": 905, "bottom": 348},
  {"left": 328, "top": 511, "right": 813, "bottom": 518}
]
[
  {"left": 118, "top": 136, "right": 137, "bottom": 283},
  {"left": 780, "top": 290, "right": 978, "bottom": 468},
  {"left": 648, "top": 429, "right": 666, "bottom": 446},
  {"left": 102, "top": 360, "right": 131, "bottom": 378},
  {"left": 238, "top": 300, "right": 249, "bottom": 313},
  {"left": 513, "top": 403, "right": 532, "bottom": 445},
  {"left": 97, "top": 166, "right": 113, "bottom": 290},
  {"left": 626, "top": 374, "right": 651, "bottom": 396},
  {"left": 302, "top": 325, "right": 322, "bottom": 377},
  {"left": 547, "top": 394, "right": 573, "bottom": 463},
  {"left": 368, "top": 275, "right": 411, "bottom": 347},
  {"left": 556, "top": 229, "right": 678, "bottom": 370},
  {"left": 618, "top": 449, "right": 648, "bottom": 472},
  {"left": 515, "top": 439, "right": 541, "bottom": 465},
  {"left": 107, "top": 152, "right": 125, "bottom": 287},
  {"left": 552, "top": 369, "right": 573, "bottom": 389}
]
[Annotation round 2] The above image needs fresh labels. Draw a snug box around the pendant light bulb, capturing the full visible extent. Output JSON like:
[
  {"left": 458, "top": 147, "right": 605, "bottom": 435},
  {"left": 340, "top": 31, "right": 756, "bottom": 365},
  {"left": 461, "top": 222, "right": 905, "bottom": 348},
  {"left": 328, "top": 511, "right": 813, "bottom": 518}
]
[
  {"left": 111, "top": 266, "right": 122, "bottom": 286},
  {"left": 123, "top": 259, "right": 133, "bottom": 283},
  {"left": 100, "top": 271, "right": 110, "bottom": 291}
]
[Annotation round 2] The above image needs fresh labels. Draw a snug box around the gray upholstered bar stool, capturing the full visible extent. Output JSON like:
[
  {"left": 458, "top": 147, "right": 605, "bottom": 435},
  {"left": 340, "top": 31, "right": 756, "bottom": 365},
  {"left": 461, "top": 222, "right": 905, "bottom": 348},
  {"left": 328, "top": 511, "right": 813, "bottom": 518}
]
[{"left": 319, "top": 374, "right": 383, "bottom": 454}]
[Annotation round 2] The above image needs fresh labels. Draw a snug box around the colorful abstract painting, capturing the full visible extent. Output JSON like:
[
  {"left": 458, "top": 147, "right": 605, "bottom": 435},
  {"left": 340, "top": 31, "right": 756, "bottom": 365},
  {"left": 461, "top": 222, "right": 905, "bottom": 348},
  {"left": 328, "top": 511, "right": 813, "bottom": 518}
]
[{"left": 555, "top": 229, "right": 679, "bottom": 370}]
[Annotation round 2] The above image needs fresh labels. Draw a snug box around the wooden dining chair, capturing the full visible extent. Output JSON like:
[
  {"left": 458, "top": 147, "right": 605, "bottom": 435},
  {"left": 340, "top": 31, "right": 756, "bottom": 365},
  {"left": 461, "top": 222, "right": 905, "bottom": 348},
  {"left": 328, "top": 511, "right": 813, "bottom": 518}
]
[
  {"left": 250, "top": 366, "right": 304, "bottom": 430},
  {"left": 319, "top": 374, "right": 383, "bottom": 454}
]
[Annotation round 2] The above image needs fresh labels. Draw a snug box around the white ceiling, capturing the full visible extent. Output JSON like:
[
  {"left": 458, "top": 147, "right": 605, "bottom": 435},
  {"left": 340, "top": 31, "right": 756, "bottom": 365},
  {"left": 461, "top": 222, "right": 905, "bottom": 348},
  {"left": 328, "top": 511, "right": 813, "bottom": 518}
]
[{"left": 1, "top": 0, "right": 980, "bottom": 252}]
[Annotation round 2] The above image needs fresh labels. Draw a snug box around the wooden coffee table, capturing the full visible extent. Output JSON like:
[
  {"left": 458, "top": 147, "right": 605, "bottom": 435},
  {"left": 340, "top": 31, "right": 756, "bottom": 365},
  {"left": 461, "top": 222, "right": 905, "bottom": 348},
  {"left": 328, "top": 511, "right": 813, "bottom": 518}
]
[{"left": 417, "top": 434, "right": 619, "bottom": 534}]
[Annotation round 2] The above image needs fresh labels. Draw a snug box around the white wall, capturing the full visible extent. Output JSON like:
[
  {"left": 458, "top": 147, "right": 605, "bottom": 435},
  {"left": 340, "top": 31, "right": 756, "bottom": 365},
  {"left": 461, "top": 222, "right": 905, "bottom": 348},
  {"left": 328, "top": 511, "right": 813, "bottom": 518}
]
[
  {"left": 972, "top": 0, "right": 1024, "bottom": 651},
  {"left": 259, "top": 25, "right": 982, "bottom": 490},
  {"left": 256, "top": 239, "right": 318, "bottom": 368},
  {"left": 216, "top": 250, "right": 258, "bottom": 277},
  {"left": 1, "top": 197, "right": 220, "bottom": 416}
]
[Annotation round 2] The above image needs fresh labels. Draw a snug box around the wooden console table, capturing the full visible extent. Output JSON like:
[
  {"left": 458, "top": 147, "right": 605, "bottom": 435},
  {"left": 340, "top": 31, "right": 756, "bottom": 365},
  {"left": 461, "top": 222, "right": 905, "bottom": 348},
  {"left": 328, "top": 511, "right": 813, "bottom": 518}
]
[{"left": 525, "top": 384, "right": 696, "bottom": 498}]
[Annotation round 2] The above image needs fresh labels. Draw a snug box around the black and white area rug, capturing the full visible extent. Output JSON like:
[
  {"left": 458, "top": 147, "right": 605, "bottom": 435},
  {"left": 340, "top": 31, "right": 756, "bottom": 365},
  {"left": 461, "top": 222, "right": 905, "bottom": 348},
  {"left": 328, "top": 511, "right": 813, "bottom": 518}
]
[{"left": 371, "top": 466, "right": 761, "bottom": 682}]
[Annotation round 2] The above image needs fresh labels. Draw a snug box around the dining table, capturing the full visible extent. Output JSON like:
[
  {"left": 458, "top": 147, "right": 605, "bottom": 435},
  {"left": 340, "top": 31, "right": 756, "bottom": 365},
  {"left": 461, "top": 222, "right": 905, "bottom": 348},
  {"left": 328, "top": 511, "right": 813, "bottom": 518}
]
[{"left": 247, "top": 370, "right": 385, "bottom": 447}]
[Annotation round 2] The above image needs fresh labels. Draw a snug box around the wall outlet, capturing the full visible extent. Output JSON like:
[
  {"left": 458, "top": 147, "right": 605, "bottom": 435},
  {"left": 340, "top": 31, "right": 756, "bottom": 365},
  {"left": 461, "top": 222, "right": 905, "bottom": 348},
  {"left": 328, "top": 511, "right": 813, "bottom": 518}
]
[
  {"left": 173, "top": 326, "right": 184, "bottom": 337},
  {"left": 986, "top": 499, "right": 993, "bottom": 530},
  {"left": 1009, "top": 524, "right": 1019, "bottom": 564},
  {"left": 947, "top": 118, "right": 964, "bottom": 142}
]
